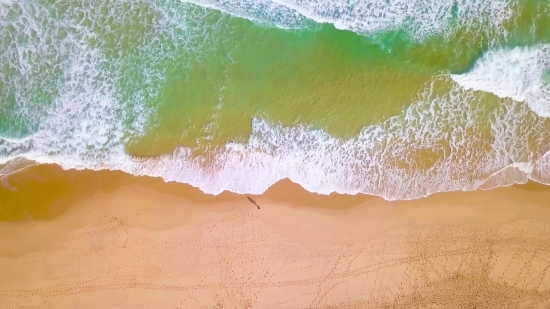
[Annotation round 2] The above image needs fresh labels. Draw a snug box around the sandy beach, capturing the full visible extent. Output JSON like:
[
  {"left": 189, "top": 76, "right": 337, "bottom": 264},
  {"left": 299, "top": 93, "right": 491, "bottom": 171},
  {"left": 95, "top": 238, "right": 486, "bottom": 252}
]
[
  {"left": 1, "top": 165, "right": 550, "bottom": 308},
  {"left": 2, "top": 1, "right": 550, "bottom": 308}
]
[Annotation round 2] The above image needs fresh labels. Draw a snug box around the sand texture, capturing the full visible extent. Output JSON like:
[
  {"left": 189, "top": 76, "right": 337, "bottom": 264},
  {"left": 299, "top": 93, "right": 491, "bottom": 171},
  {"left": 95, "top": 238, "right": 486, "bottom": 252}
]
[{"left": 1, "top": 166, "right": 550, "bottom": 308}]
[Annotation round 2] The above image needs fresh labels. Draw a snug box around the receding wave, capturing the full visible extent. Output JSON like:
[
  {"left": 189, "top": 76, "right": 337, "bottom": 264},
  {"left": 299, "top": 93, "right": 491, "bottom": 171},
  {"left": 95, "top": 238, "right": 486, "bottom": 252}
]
[
  {"left": 181, "top": 0, "right": 313, "bottom": 29},
  {"left": 1, "top": 0, "right": 550, "bottom": 200},
  {"left": 2, "top": 74, "right": 550, "bottom": 200},
  {"left": 0, "top": 0, "right": 224, "bottom": 162},
  {"left": 127, "top": 77, "right": 550, "bottom": 200},
  {"left": 184, "top": 0, "right": 516, "bottom": 40},
  {"left": 451, "top": 45, "right": 550, "bottom": 118}
]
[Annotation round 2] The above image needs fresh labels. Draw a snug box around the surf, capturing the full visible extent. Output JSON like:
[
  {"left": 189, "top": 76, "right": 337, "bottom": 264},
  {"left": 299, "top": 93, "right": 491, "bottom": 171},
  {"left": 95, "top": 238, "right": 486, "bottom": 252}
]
[
  {"left": 1, "top": 0, "right": 550, "bottom": 201},
  {"left": 182, "top": 0, "right": 516, "bottom": 40},
  {"left": 451, "top": 45, "right": 550, "bottom": 118}
]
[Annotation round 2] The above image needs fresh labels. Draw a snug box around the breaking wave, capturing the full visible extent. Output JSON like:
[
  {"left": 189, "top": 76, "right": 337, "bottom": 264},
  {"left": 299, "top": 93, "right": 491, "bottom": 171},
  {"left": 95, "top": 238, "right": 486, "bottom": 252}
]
[
  {"left": 184, "top": 0, "right": 516, "bottom": 40},
  {"left": 451, "top": 45, "right": 550, "bottom": 118},
  {"left": 1, "top": 0, "right": 550, "bottom": 200},
  {"left": 2, "top": 75, "right": 550, "bottom": 200},
  {"left": 125, "top": 76, "right": 550, "bottom": 200}
]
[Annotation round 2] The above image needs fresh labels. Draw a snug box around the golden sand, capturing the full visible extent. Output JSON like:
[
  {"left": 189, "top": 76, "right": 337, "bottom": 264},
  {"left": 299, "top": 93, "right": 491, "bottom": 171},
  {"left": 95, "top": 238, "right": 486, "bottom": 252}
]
[{"left": 1, "top": 165, "right": 550, "bottom": 308}]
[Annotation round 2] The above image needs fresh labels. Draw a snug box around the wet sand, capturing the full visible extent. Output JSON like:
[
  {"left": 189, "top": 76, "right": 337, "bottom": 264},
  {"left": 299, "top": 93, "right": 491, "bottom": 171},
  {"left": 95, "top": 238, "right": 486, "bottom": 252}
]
[{"left": 1, "top": 165, "right": 550, "bottom": 308}]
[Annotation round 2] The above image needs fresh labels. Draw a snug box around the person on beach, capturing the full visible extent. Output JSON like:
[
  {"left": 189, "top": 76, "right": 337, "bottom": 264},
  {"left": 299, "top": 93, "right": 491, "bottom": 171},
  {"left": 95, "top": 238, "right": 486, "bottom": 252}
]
[{"left": 247, "top": 196, "right": 260, "bottom": 209}]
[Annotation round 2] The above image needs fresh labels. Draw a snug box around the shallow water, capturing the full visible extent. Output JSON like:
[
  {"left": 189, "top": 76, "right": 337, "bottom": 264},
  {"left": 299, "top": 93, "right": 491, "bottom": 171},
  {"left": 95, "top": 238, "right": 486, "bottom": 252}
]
[{"left": 1, "top": 0, "right": 550, "bottom": 199}]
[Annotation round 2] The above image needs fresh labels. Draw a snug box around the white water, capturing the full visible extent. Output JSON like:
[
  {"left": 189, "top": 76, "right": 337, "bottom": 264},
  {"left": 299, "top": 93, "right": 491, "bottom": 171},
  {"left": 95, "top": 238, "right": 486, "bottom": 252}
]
[
  {"left": 1, "top": 0, "right": 550, "bottom": 200},
  {"left": 181, "top": 0, "right": 312, "bottom": 29},
  {"left": 121, "top": 76, "right": 549, "bottom": 200},
  {"left": 4, "top": 75, "right": 549, "bottom": 200},
  {"left": 184, "top": 0, "right": 516, "bottom": 40},
  {"left": 451, "top": 45, "right": 550, "bottom": 118},
  {"left": 0, "top": 0, "right": 228, "bottom": 164}
]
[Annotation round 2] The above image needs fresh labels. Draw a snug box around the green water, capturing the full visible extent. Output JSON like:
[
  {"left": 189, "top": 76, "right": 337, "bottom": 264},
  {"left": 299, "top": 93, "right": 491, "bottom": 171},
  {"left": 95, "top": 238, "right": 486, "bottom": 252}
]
[
  {"left": 1, "top": 0, "right": 550, "bottom": 199},
  {"left": 2, "top": 0, "right": 549, "bottom": 151},
  {"left": 124, "top": 0, "right": 550, "bottom": 157}
]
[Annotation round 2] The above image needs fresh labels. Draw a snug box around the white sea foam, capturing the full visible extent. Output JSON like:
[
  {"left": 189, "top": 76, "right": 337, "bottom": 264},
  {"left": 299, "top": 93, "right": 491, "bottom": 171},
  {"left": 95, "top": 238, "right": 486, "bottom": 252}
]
[
  {"left": 1, "top": 1, "right": 549, "bottom": 200},
  {"left": 115, "top": 78, "right": 548, "bottom": 200},
  {"left": 0, "top": 1, "right": 228, "bottom": 172},
  {"left": 182, "top": 0, "right": 312, "bottom": 29},
  {"left": 184, "top": 0, "right": 516, "bottom": 40},
  {"left": 1, "top": 1, "right": 132, "bottom": 172},
  {"left": 2, "top": 75, "right": 549, "bottom": 200},
  {"left": 130, "top": 77, "right": 548, "bottom": 200},
  {"left": 451, "top": 45, "right": 550, "bottom": 118}
]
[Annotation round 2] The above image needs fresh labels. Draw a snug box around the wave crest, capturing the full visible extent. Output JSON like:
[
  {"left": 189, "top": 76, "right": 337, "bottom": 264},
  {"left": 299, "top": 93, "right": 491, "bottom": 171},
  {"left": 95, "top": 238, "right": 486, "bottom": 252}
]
[
  {"left": 2, "top": 1, "right": 549, "bottom": 200},
  {"left": 451, "top": 45, "right": 550, "bottom": 118},
  {"left": 185, "top": 0, "right": 516, "bottom": 40}
]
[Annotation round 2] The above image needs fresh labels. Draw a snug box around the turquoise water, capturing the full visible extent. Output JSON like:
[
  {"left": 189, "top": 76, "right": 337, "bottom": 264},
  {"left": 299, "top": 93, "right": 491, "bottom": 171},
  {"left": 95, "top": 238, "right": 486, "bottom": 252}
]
[{"left": 1, "top": 0, "right": 550, "bottom": 200}]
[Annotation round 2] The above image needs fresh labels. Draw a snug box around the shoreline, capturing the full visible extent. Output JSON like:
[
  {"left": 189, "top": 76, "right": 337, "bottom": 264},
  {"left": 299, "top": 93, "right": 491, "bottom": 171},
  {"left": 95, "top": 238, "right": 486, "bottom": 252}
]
[
  {"left": 1, "top": 164, "right": 550, "bottom": 308},
  {"left": 2, "top": 163, "right": 550, "bottom": 216}
]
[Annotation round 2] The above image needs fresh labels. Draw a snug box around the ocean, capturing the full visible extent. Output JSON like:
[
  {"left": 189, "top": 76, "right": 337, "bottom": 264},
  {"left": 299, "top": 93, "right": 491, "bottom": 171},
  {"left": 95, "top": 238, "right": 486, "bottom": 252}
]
[{"left": 1, "top": 0, "right": 550, "bottom": 200}]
